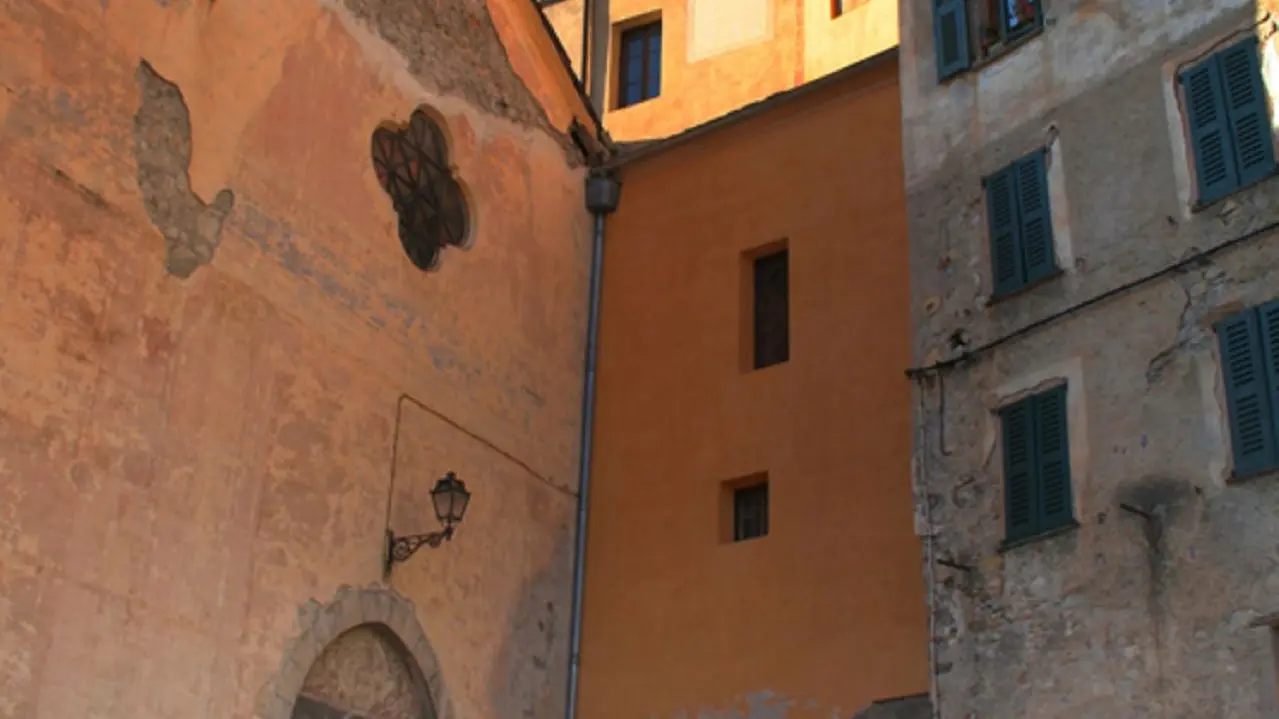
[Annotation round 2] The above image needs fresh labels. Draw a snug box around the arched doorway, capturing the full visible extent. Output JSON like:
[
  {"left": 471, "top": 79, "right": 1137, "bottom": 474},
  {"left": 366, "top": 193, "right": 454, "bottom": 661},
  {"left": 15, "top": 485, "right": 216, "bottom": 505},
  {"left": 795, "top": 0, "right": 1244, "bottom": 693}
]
[
  {"left": 291, "top": 623, "right": 437, "bottom": 719},
  {"left": 255, "top": 587, "right": 450, "bottom": 719}
]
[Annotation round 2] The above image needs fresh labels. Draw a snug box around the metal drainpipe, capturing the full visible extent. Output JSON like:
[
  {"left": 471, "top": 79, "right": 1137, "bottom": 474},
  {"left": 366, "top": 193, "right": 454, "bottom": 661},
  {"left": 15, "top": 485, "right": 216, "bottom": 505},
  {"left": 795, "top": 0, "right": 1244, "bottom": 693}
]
[{"left": 564, "top": 169, "right": 621, "bottom": 719}]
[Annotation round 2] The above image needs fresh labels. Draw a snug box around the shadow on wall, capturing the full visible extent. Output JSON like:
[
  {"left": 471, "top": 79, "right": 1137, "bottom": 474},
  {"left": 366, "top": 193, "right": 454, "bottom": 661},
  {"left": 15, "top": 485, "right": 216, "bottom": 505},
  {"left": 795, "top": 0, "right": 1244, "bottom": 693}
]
[{"left": 488, "top": 525, "right": 575, "bottom": 719}]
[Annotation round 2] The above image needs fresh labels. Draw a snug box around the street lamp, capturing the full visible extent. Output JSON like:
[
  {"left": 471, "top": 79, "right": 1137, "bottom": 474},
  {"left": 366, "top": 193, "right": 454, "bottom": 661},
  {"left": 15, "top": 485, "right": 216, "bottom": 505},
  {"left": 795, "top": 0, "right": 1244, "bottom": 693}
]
[{"left": 385, "top": 471, "right": 472, "bottom": 575}]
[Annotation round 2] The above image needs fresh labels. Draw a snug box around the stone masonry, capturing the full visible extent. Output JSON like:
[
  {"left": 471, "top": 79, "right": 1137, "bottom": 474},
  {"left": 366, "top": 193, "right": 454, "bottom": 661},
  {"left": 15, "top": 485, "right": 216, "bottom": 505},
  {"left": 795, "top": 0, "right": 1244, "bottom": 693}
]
[{"left": 901, "top": 0, "right": 1279, "bottom": 717}]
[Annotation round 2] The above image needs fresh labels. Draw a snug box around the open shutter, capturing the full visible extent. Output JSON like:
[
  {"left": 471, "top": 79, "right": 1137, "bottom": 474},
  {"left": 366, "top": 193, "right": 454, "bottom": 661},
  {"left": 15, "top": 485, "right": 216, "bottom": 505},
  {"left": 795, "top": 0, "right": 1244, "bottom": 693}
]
[
  {"left": 987, "top": 165, "right": 1022, "bottom": 296},
  {"left": 1219, "top": 37, "right": 1276, "bottom": 189},
  {"left": 934, "top": 0, "right": 969, "bottom": 81},
  {"left": 1182, "top": 58, "right": 1238, "bottom": 204},
  {"left": 1034, "top": 385, "right": 1073, "bottom": 530},
  {"left": 1015, "top": 151, "right": 1056, "bottom": 284},
  {"left": 1002, "top": 398, "right": 1037, "bottom": 541},
  {"left": 1216, "top": 310, "right": 1277, "bottom": 477},
  {"left": 1257, "top": 300, "right": 1279, "bottom": 465}
]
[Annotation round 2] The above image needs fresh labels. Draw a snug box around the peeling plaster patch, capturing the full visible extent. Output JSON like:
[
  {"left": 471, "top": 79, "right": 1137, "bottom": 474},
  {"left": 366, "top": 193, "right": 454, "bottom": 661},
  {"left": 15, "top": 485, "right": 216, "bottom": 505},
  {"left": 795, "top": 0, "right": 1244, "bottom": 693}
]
[{"left": 131, "top": 60, "right": 234, "bottom": 279}]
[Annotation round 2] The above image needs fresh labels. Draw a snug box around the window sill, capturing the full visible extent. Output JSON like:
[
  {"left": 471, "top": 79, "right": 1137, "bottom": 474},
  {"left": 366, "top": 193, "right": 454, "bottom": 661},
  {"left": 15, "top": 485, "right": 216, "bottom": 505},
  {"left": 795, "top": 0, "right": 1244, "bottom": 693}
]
[
  {"left": 1191, "top": 166, "right": 1279, "bottom": 214},
  {"left": 1228, "top": 464, "right": 1279, "bottom": 484},
  {"left": 939, "top": 27, "right": 1044, "bottom": 85},
  {"left": 997, "top": 519, "right": 1080, "bottom": 554},
  {"left": 987, "top": 267, "right": 1065, "bottom": 306}
]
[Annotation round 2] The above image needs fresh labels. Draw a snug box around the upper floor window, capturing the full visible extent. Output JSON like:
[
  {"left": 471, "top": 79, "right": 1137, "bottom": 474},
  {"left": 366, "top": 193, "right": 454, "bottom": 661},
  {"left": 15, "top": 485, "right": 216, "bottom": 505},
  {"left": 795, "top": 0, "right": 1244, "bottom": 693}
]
[
  {"left": 1215, "top": 301, "right": 1279, "bottom": 478},
  {"left": 985, "top": 149, "right": 1056, "bottom": 298},
  {"left": 1000, "top": 384, "right": 1074, "bottom": 546},
  {"left": 1181, "top": 36, "right": 1277, "bottom": 208},
  {"left": 934, "top": 0, "right": 1043, "bottom": 81},
  {"left": 832, "top": 0, "right": 846, "bottom": 17},
  {"left": 733, "top": 481, "right": 769, "bottom": 541},
  {"left": 617, "top": 20, "right": 662, "bottom": 108},
  {"left": 752, "top": 248, "right": 789, "bottom": 369}
]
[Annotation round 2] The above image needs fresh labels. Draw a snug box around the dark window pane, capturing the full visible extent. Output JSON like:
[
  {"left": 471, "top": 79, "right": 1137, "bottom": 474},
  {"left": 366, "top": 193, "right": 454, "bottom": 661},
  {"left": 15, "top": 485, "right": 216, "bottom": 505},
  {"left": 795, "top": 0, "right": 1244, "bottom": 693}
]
[
  {"left": 753, "top": 249, "right": 789, "bottom": 369},
  {"left": 617, "top": 21, "right": 662, "bottom": 107},
  {"left": 733, "top": 483, "right": 769, "bottom": 541}
]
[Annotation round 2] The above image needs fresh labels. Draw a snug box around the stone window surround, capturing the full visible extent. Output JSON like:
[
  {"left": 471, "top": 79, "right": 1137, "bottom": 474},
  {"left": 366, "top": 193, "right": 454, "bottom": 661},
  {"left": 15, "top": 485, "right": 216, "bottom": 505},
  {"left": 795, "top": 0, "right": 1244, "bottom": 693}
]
[
  {"left": 1247, "top": 611, "right": 1279, "bottom": 713},
  {"left": 979, "top": 129, "right": 1076, "bottom": 303},
  {"left": 982, "top": 356, "right": 1090, "bottom": 551},
  {"left": 255, "top": 585, "right": 454, "bottom": 719},
  {"left": 1161, "top": 20, "right": 1279, "bottom": 219}
]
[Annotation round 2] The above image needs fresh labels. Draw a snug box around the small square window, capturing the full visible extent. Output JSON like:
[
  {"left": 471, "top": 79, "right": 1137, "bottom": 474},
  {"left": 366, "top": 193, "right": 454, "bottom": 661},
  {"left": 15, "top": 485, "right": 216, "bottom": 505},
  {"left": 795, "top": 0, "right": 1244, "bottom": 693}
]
[
  {"left": 934, "top": 0, "right": 1043, "bottom": 81},
  {"left": 733, "top": 482, "right": 769, "bottom": 541},
  {"left": 617, "top": 20, "right": 662, "bottom": 108}
]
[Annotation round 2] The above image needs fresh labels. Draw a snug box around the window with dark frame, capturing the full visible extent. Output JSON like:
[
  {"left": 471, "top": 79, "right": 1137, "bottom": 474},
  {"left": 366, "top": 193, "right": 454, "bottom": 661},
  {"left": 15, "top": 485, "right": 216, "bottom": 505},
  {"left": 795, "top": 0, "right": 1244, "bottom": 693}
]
[
  {"left": 1000, "top": 384, "right": 1074, "bottom": 545},
  {"left": 1181, "top": 36, "right": 1277, "bottom": 207},
  {"left": 985, "top": 149, "right": 1056, "bottom": 298},
  {"left": 752, "top": 249, "right": 789, "bottom": 369},
  {"left": 617, "top": 20, "right": 662, "bottom": 109},
  {"left": 934, "top": 0, "right": 1043, "bottom": 81},
  {"left": 733, "top": 482, "right": 769, "bottom": 541},
  {"left": 1215, "top": 301, "right": 1279, "bottom": 478}
]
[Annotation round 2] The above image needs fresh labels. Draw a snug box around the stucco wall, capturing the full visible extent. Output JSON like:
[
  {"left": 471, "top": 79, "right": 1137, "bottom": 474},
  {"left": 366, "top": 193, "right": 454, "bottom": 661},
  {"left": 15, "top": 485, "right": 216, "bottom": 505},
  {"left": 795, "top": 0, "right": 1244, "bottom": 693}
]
[
  {"left": 0, "top": 1, "right": 593, "bottom": 718},
  {"left": 579, "top": 54, "right": 929, "bottom": 719},
  {"left": 901, "top": 0, "right": 1279, "bottom": 716}
]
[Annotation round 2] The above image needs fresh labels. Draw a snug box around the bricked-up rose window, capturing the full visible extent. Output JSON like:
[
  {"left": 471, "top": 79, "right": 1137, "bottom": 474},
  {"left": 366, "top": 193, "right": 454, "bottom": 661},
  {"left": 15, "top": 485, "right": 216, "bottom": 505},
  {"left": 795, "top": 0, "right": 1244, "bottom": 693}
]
[{"left": 372, "top": 109, "right": 470, "bottom": 271}]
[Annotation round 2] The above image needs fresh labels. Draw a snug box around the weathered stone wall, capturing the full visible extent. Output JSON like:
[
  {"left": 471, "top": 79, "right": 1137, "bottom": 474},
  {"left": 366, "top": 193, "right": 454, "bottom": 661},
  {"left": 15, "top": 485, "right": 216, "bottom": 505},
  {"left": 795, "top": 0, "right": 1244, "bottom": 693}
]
[
  {"left": 901, "top": 0, "right": 1279, "bottom": 717},
  {"left": 0, "top": 1, "right": 594, "bottom": 718}
]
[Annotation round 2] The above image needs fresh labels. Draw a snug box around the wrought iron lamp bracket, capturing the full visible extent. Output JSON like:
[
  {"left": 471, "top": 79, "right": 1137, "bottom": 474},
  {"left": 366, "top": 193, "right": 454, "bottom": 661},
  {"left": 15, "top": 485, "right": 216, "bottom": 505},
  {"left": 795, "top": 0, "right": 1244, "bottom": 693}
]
[{"left": 385, "top": 526, "right": 454, "bottom": 575}]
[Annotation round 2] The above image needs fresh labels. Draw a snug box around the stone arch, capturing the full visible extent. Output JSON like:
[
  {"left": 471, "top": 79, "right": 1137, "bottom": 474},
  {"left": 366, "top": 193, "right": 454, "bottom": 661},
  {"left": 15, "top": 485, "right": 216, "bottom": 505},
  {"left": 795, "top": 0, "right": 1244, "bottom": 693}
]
[{"left": 256, "top": 586, "right": 453, "bottom": 719}]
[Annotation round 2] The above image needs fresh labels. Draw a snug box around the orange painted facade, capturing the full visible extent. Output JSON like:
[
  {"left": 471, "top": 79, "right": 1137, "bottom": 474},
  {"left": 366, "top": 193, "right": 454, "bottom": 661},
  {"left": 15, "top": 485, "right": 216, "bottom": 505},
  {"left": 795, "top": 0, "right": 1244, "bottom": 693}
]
[
  {"left": 578, "top": 52, "right": 929, "bottom": 718},
  {"left": 0, "top": 1, "right": 600, "bottom": 718},
  {"left": 540, "top": 0, "right": 899, "bottom": 139}
]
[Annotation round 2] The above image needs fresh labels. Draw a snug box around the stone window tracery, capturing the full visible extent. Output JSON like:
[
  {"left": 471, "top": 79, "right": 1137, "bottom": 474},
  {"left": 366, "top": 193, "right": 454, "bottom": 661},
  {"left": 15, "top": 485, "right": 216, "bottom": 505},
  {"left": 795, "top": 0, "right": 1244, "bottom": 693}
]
[{"left": 372, "top": 108, "right": 470, "bottom": 271}]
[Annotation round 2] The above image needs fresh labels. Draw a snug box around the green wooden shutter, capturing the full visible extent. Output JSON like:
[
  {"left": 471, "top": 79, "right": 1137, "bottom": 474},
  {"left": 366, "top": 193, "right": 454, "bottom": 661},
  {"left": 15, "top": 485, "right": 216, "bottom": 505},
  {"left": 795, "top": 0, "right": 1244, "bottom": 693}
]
[
  {"left": 1216, "top": 310, "right": 1277, "bottom": 477},
  {"left": 1256, "top": 300, "right": 1279, "bottom": 465},
  {"left": 1182, "top": 57, "right": 1238, "bottom": 204},
  {"left": 1002, "top": 397, "right": 1037, "bottom": 541},
  {"left": 987, "top": 165, "right": 1022, "bottom": 296},
  {"left": 1033, "top": 385, "right": 1073, "bottom": 530},
  {"left": 934, "top": 0, "right": 969, "bottom": 81},
  {"left": 1219, "top": 37, "right": 1277, "bottom": 189},
  {"left": 1015, "top": 151, "right": 1056, "bottom": 284}
]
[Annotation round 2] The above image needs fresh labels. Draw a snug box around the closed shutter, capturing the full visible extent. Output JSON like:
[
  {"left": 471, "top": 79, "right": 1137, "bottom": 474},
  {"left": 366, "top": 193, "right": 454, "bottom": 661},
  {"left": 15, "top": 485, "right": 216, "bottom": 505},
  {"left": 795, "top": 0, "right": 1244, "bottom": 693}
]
[
  {"left": 1217, "top": 310, "right": 1277, "bottom": 477},
  {"left": 1257, "top": 301, "right": 1279, "bottom": 466},
  {"left": 1034, "top": 385, "right": 1073, "bottom": 530},
  {"left": 987, "top": 165, "right": 1022, "bottom": 297},
  {"left": 934, "top": 0, "right": 969, "bottom": 81},
  {"left": 1182, "top": 58, "right": 1238, "bottom": 204},
  {"left": 1016, "top": 151, "right": 1056, "bottom": 284},
  {"left": 1002, "top": 398, "right": 1037, "bottom": 541},
  {"left": 1219, "top": 37, "right": 1276, "bottom": 189}
]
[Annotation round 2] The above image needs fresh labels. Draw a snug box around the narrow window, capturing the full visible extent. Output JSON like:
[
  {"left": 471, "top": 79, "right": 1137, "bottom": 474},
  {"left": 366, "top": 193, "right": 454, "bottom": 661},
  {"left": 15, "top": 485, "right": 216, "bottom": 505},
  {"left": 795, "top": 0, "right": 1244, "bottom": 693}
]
[
  {"left": 986, "top": 149, "right": 1055, "bottom": 297},
  {"left": 1000, "top": 384, "right": 1074, "bottom": 544},
  {"left": 934, "top": 0, "right": 1043, "bottom": 81},
  {"left": 831, "top": 0, "right": 845, "bottom": 17},
  {"left": 1215, "top": 301, "right": 1279, "bottom": 477},
  {"left": 733, "top": 482, "right": 769, "bottom": 541},
  {"left": 1182, "top": 36, "right": 1277, "bottom": 206},
  {"left": 752, "top": 249, "right": 789, "bottom": 369},
  {"left": 617, "top": 20, "right": 662, "bottom": 108}
]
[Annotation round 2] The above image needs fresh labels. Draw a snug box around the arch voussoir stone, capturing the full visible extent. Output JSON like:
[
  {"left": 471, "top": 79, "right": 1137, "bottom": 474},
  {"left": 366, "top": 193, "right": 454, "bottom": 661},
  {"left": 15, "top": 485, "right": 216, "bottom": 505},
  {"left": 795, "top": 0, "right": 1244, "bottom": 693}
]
[{"left": 255, "top": 584, "right": 450, "bottom": 719}]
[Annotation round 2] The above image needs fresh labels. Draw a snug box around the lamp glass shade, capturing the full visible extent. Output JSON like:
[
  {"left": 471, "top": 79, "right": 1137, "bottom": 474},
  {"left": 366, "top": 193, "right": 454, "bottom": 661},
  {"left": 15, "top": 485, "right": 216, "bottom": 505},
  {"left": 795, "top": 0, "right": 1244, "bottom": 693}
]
[{"left": 431, "top": 473, "right": 471, "bottom": 526}]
